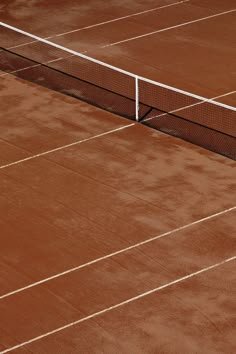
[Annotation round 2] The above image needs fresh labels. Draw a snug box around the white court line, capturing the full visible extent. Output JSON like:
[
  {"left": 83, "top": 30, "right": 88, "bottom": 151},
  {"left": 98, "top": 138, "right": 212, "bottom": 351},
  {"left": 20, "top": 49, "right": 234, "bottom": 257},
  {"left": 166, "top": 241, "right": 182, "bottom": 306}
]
[
  {"left": 3, "top": 7, "right": 236, "bottom": 57},
  {"left": 0, "top": 123, "right": 135, "bottom": 170},
  {"left": 1, "top": 206, "right": 235, "bottom": 300},
  {"left": 2, "top": 255, "right": 235, "bottom": 353},
  {"left": 52, "top": 0, "right": 190, "bottom": 38},
  {"left": 5, "top": 0, "right": 190, "bottom": 50},
  {"left": 101, "top": 8, "right": 236, "bottom": 48},
  {"left": 0, "top": 89, "right": 232, "bottom": 172}
]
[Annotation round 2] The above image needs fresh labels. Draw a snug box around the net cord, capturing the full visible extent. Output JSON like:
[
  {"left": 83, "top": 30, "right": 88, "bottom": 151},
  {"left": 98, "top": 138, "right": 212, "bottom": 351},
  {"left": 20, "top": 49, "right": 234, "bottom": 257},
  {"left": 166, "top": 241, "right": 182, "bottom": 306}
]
[{"left": 1, "top": 21, "right": 235, "bottom": 113}]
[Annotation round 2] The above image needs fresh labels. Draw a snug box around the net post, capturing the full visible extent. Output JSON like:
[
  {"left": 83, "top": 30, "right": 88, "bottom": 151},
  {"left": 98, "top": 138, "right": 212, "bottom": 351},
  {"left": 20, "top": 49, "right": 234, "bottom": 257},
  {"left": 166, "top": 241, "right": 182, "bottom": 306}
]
[{"left": 135, "top": 75, "right": 139, "bottom": 121}]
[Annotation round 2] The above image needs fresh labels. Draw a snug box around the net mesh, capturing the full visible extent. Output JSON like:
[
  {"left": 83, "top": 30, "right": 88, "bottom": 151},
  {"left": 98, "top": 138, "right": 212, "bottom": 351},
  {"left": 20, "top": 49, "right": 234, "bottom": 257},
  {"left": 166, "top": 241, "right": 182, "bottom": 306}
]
[
  {"left": 139, "top": 81, "right": 236, "bottom": 159},
  {"left": 0, "top": 23, "right": 235, "bottom": 160},
  {"left": 0, "top": 25, "right": 146, "bottom": 119},
  {"left": 139, "top": 81, "right": 235, "bottom": 136}
]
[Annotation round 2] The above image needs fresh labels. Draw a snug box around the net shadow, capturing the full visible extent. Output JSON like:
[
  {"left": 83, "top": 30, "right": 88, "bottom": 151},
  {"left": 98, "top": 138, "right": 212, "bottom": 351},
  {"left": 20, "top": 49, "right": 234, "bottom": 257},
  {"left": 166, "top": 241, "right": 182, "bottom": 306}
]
[
  {"left": 0, "top": 48, "right": 150, "bottom": 119},
  {"left": 142, "top": 109, "right": 236, "bottom": 160},
  {"left": 0, "top": 45, "right": 235, "bottom": 160}
]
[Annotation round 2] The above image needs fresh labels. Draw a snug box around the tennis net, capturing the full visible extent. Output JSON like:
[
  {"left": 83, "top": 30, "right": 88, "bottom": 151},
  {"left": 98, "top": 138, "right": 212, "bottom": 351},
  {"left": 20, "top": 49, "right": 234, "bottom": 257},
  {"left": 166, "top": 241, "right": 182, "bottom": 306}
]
[{"left": 0, "top": 22, "right": 235, "bottom": 160}]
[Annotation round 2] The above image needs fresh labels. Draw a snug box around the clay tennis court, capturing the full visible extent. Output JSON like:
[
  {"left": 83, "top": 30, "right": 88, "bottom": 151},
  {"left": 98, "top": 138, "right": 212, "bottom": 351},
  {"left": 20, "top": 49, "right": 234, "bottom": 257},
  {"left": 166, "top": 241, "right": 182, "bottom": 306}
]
[{"left": 0, "top": 0, "right": 236, "bottom": 353}]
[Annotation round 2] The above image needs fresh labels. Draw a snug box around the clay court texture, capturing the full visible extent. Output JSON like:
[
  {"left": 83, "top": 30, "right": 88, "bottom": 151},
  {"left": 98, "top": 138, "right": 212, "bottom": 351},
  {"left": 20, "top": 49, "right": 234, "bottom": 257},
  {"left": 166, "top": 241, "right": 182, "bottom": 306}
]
[{"left": 0, "top": 0, "right": 235, "bottom": 353}]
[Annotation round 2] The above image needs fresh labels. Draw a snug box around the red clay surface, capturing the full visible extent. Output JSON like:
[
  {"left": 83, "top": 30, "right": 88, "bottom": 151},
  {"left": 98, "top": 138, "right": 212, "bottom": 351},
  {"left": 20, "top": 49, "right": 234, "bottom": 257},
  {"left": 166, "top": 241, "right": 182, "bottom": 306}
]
[
  {"left": 3, "top": 260, "right": 235, "bottom": 354},
  {"left": 0, "top": 0, "right": 236, "bottom": 353}
]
